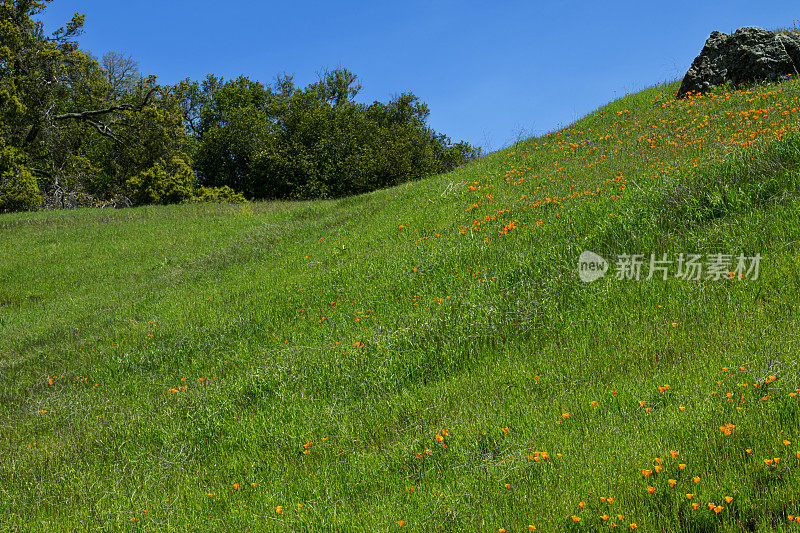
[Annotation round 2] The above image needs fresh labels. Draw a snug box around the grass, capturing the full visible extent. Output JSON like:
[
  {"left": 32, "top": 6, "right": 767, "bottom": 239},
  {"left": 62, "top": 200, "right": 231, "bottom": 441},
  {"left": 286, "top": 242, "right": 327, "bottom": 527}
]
[{"left": 3, "top": 76, "right": 800, "bottom": 531}]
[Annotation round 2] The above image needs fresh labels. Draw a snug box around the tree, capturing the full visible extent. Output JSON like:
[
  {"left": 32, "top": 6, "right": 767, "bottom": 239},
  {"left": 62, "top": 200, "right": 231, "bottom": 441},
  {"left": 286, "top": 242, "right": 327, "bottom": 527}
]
[
  {"left": 187, "top": 68, "right": 479, "bottom": 200},
  {"left": 102, "top": 51, "right": 141, "bottom": 99},
  {"left": 0, "top": 0, "right": 190, "bottom": 210},
  {"left": 0, "top": 0, "right": 87, "bottom": 210}
]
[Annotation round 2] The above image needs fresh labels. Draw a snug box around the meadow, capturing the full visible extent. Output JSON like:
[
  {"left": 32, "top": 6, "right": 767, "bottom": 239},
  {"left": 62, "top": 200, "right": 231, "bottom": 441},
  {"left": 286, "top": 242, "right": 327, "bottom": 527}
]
[{"left": 2, "top": 77, "right": 800, "bottom": 531}]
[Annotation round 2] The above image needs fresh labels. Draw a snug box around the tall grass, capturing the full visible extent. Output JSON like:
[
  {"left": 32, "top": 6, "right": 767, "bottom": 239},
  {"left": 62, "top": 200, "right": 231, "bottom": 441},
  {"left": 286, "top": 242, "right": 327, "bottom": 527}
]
[{"left": 2, "top": 77, "right": 800, "bottom": 531}]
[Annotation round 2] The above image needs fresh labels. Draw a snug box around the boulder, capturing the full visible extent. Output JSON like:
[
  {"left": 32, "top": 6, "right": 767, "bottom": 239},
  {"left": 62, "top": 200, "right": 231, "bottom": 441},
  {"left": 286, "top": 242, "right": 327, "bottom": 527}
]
[{"left": 677, "top": 27, "right": 800, "bottom": 98}]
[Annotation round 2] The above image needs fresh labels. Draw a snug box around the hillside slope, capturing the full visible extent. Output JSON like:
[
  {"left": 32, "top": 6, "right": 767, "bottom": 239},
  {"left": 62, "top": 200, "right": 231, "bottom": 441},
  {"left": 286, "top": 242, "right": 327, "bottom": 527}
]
[{"left": 2, "top": 78, "right": 800, "bottom": 531}]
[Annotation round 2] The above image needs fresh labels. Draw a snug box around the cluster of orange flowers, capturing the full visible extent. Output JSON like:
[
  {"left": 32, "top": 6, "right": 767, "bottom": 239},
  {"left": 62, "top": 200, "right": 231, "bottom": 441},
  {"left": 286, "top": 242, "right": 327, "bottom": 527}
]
[
  {"left": 416, "top": 429, "right": 449, "bottom": 458},
  {"left": 451, "top": 80, "right": 800, "bottom": 248},
  {"left": 567, "top": 495, "right": 634, "bottom": 528},
  {"left": 167, "top": 376, "right": 214, "bottom": 395}
]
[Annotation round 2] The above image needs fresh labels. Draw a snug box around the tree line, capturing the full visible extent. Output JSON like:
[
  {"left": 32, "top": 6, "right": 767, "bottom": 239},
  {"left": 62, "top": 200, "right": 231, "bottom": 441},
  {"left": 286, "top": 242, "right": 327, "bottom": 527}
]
[{"left": 0, "top": 0, "right": 479, "bottom": 213}]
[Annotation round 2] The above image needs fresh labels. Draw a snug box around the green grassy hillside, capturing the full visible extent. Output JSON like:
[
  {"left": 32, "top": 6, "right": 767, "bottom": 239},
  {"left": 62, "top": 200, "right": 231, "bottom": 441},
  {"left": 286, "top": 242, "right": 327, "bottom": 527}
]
[{"left": 3, "top": 78, "right": 800, "bottom": 531}]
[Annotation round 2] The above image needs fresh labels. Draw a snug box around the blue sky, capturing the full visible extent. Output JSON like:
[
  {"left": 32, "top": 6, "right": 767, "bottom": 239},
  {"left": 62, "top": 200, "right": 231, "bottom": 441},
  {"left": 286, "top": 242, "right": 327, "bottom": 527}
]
[{"left": 41, "top": 1, "right": 799, "bottom": 152}]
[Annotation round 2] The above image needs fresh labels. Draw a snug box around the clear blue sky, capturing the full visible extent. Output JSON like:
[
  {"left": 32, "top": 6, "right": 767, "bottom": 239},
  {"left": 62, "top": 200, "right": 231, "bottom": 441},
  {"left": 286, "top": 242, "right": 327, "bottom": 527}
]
[{"left": 41, "top": 0, "right": 799, "bottom": 152}]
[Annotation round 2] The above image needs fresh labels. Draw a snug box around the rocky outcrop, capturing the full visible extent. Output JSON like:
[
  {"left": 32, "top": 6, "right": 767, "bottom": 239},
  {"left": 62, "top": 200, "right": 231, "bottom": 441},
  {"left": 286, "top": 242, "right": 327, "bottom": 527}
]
[{"left": 677, "top": 27, "right": 800, "bottom": 98}]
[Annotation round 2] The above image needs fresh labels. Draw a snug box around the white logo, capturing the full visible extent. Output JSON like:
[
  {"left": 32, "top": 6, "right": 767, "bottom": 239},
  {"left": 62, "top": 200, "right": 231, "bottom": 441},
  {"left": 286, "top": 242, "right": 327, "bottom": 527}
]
[{"left": 578, "top": 251, "right": 609, "bottom": 283}]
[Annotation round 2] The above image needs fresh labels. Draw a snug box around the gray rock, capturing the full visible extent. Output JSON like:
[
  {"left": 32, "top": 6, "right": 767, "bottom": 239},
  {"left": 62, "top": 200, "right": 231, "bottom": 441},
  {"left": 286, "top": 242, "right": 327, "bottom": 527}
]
[{"left": 677, "top": 27, "right": 800, "bottom": 98}]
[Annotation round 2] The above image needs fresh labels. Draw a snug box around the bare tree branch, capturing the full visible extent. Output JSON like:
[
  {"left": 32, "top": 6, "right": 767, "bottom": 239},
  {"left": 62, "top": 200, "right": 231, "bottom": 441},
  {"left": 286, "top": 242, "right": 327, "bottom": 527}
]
[
  {"left": 84, "top": 118, "right": 122, "bottom": 143},
  {"left": 53, "top": 86, "right": 158, "bottom": 121}
]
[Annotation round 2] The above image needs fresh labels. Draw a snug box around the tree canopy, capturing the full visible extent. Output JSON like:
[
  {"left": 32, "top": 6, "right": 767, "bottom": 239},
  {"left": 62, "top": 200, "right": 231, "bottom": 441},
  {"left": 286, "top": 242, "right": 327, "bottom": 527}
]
[{"left": 0, "top": 0, "right": 478, "bottom": 212}]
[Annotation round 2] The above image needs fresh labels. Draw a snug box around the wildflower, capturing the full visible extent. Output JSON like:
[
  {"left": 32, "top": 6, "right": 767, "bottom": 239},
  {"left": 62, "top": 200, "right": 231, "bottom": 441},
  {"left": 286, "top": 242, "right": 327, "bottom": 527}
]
[
  {"left": 397, "top": 520, "right": 405, "bottom": 527},
  {"left": 686, "top": 494, "right": 693, "bottom": 499},
  {"left": 668, "top": 479, "right": 677, "bottom": 487},
  {"left": 642, "top": 469, "right": 652, "bottom": 477},
  {"left": 670, "top": 450, "right": 679, "bottom": 459},
  {"left": 693, "top": 476, "right": 700, "bottom": 483},
  {"left": 679, "top": 464, "right": 686, "bottom": 470},
  {"left": 646, "top": 486, "right": 655, "bottom": 493},
  {"left": 571, "top": 516, "right": 581, "bottom": 522},
  {"left": 233, "top": 483, "right": 239, "bottom": 490},
  {"left": 276, "top": 506, "right": 283, "bottom": 514}
]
